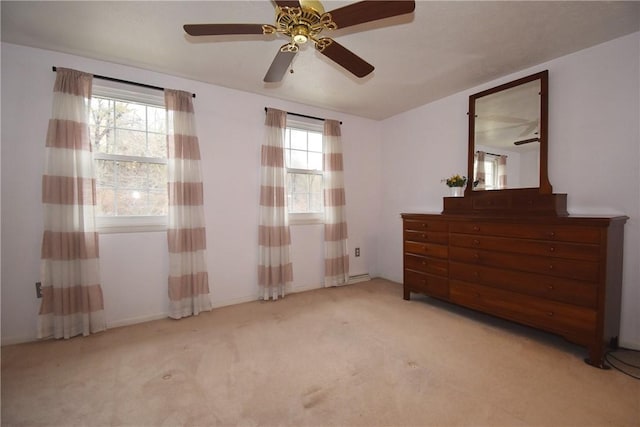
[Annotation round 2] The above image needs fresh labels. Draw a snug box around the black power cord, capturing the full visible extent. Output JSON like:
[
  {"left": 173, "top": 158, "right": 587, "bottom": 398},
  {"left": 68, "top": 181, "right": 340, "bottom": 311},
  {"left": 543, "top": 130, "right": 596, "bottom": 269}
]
[{"left": 604, "top": 347, "right": 640, "bottom": 380}]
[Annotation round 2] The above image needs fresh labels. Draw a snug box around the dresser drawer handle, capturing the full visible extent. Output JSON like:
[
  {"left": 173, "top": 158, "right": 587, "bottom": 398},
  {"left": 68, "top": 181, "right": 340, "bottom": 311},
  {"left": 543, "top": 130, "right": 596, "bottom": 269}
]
[
  {"left": 422, "top": 223, "right": 428, "bottom": 228},
  {"left": 549, "top": 264, "right": 554, "bottom": 270},
  {"left": 473, "top": 226, "right": 480, "bottom": 231},
  {"left": 547, "top": 231, "right": 556, "bottom": 237},
  {"left": 549, "top": 246, "right": 555, "bottom": 252},
  {"left": 547, "top": 285, "right": 554, "bottom": 290},
  {"left": 546, "top": 311, "right": 554, "bottom": 317},
  {"left": 422, "top": 233, "right": 427, "bottom": 239},
  {"left": 473, "top": 239, "right": 480, "bottom": 246},
  {"left": 473, "top": 253, "right": 480, "bottom": 260},
  {"left": 422, "top": 260, "right": 427, "bottom": 265}
]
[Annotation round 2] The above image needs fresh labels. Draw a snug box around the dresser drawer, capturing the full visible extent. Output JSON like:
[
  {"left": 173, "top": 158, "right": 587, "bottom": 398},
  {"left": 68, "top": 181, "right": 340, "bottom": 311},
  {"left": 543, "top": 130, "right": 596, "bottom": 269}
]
[
  {"left": 404, "top": 253, "right": 448, "bottom": 276},
  {"left": 404, "top": 219, "right": 448, "bottom": 233},
  {"left": 449, "top": 233, "right": 599, "bottom": 261},
  {"left": 404, "top": 269, "right": 449, "bottom": 299},
  {"left": 404, "top": 241, "right": 448, "bottom": 258},
  {"left": 449, "top": 262, "right": 597, "bottom": 308},
  {"left": 449, "top": 222, "right": 601, "bottom": 244},
  {"left": 449, "top": 247, "right": 599, "bottom": 282},
  {"left": 405, "top": 230, "right": 449, "bottom": 245},
  {"left": 450, "top": 281, "right": 597, "bottom": 338}
]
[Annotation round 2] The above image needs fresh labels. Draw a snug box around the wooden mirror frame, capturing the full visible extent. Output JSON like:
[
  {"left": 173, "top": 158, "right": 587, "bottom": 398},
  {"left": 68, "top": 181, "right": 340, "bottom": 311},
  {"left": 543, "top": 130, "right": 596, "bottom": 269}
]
[
  {"left": 466, "top": 70, "right": 551, "bottom": 196},
  {"left": 443, "top": 70, "right": 566, "bottom": 216}
]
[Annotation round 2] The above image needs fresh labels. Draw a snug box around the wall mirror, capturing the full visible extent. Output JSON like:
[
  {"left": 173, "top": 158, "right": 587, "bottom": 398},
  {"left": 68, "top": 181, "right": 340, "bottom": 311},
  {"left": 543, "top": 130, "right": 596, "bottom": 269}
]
[{"left": 466, "top": 70, "right": 551, "bottom": 195}]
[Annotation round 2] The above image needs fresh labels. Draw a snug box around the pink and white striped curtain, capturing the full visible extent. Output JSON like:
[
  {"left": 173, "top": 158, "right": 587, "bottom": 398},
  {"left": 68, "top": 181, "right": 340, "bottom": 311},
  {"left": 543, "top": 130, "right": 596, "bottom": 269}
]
[
  {"left": 165, "top": 89, "right": 212, "bottom": 319},
  {"left": 475, "top": 151, "right": 486, "bottom": 189},
  {"left": 39, "top": 68, "right": 106, "bottom": 339},
  {"left": 258, "top": 108, "right": 293, "bottom": 300},
  {"left": 323, "top": 120, "right": 349, "bottom": 286},
  {"left": 497, "top": 155, "right": 508, "bottom": 189}
]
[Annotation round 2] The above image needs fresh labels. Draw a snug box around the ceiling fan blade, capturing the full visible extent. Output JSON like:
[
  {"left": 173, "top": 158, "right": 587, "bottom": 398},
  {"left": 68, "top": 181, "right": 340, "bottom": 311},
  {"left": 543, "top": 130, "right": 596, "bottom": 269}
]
[
  {"left": 273, "top": 1, "right": 300, "bottom": 8},
  {"left": 319, "top": 40, "right": 374, "bottom": 78},
  {"left": 184, "top": 23, "right": 266, "bottom": 36},
  {"left": 514, "top": 137, "right": 540, "bottom": 146},
  {"left": 264, "top": 50, "right": 297, "bottom": 83},
  {"left": 328, "top": 0, "right": 415, "bottom": 29}
]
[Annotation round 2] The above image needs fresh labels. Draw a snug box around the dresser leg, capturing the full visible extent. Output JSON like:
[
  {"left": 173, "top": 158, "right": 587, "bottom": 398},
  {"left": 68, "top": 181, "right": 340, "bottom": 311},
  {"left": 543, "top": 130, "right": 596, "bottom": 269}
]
[
  {"left": 584, "top": 345, "right": 609, "bottom": 369},
  {"left": 403, "top": 287, "right": 410, "bottom": 300}
]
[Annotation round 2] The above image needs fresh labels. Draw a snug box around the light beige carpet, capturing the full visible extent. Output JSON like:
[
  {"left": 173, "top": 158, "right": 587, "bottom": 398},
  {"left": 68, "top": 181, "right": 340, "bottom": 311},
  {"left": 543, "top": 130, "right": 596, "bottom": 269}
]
[{"left": 2, "top": 279, "right": 638, "bottom": 426}]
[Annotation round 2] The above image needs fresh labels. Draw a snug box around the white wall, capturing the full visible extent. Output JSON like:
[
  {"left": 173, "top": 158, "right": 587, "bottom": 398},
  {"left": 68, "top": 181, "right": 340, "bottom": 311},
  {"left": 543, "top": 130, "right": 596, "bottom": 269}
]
[
  {"left": 1, "top": 43, "right": 383, "bottom": 344},
  {"left": 378, "top": 32, "right": 640, "bottom": 349}
]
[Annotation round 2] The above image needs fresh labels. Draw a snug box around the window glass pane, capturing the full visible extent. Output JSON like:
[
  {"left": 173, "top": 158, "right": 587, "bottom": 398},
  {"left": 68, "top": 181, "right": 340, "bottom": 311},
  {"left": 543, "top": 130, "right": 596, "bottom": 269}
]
[
  {"left": 290, "top": 173, "right": 310, "bottom": 193},
  {"left": 290, "top": 149, "right": 307, "bottom": 169},
  {"left": 291, "top": 193, "right": 309, "bottom": 213},
  {"left": 290, "top": 129, "right": 307, "bottom": 150},
  {"left": 117, "top": 161, "right": 146, "bottom": 189},
  {"left": 310, "top": 192, "right": 323, "bottom": 212},
  {"left": 147, "top": 107, "right": 166, "bottom": 133},
  {"left": 116, "top": 189, "right": 144, "bottom": 216},
  {"left": 96, "top": 159, "right": 115, "bottom": 186},
  {"left": 310, "top": 174, "right": 323, "bottom": 193},
  {"left": 308, "top": 132, "right": 322, "bottom": 152},
  {"left": 115, "top": 101, "right": 146, "bottom": 131},
  {"left": 89, "top": 98, "right": 114, "bottom": 128},
  {"left": 115, "top": 129, "right": 147, "bottom": 157},
  {"left": 92, "top": 126, "right": 115, "bottom": 154},
  {"left": 147, "top": 132, "right": 166, "bottom": 158},
  {"left": 308, "top": 152, "right": 322, "bottom": 171},
  {"left": 96, "top": 188, "right": 115, "bottom": 216},
  {"left": 148, "top": 190, "right": 168, "bottom": 215},
  {"left": 147, "top": 163, "right": 167, "bottom": 189}
]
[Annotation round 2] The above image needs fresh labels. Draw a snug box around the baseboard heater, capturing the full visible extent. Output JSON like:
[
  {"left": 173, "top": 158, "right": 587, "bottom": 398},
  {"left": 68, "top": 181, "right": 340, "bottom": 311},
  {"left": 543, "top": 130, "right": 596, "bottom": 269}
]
[{"left": 348, "top": 274, "right": 371, "bottom": 284}]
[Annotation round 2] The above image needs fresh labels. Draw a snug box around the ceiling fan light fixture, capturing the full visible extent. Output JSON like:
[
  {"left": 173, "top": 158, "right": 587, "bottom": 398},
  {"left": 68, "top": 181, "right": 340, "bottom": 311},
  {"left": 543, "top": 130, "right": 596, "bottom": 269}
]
[{"left": 292, "top": 25, "right": 310, "bottom": 44}]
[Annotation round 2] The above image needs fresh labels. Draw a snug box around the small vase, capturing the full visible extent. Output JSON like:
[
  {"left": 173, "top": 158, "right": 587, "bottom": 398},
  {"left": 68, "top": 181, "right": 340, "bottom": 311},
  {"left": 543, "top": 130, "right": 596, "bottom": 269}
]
[{"left": 450, "top": 186, "right": 464, "bottom": 197}]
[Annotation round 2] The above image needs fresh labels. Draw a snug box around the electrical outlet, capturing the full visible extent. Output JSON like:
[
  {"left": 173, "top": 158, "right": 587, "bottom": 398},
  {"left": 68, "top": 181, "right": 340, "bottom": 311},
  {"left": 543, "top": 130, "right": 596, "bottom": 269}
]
[
  {"left": 355, "top": 247, "right": 360, "bottom": 257},
  {"left": 35, "top": 282, "right": 42, "bottom": 298}
]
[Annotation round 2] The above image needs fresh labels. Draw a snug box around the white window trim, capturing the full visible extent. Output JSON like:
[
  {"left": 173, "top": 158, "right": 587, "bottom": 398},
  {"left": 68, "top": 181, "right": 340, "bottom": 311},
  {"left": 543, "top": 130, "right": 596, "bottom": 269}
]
[
  {"left": 285, "top": 116, "right": 324, "bottom": 225},
  {"left": 96, "top": 215, "right": 167, "bottom": 234},
  {"left": 91, "top": 82, "right": 168, "bottom": 233}
]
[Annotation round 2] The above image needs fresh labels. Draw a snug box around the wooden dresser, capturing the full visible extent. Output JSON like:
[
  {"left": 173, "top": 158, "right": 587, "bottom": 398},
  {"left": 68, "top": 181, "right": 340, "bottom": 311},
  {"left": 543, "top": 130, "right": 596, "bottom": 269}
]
[{"left": 402, "top": 212, "right": 627, "bottom": 368}]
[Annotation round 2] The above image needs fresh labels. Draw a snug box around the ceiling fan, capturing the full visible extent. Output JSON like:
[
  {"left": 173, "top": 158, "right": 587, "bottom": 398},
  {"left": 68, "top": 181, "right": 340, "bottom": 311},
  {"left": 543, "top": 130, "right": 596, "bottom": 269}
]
[{"left": 183, "top": 0, "right": 416, "bottom": 82}]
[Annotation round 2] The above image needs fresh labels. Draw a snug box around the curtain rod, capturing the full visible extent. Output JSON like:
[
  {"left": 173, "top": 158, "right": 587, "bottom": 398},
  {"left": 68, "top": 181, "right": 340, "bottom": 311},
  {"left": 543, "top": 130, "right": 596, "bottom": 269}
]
[
  {"left": 52, "top": 66, "right": 196, "bottom": 98},
  {"left": 477, "top": 150, "right": 507, "bottom": 158},
  {"left": 264, "top": 107, "right": 342, "bottom": 125}
]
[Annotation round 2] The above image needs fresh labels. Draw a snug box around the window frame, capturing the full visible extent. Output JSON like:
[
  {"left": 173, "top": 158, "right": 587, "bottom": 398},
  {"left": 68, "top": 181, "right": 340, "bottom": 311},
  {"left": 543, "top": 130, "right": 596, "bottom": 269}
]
[
  {"left": 284, "top": 117, "right": 324, "bottom": 225},
  {"left": 90, "top": 83, "right": 168, "bottom": 234}
]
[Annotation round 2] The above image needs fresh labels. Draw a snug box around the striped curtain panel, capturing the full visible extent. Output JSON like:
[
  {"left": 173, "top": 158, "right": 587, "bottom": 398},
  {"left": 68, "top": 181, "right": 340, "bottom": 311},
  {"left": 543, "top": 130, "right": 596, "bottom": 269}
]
[
  {"left": 258, "top": 108, "right": 293, "bottom": 300},
  {"left": 38, "top": 68, "right": 106, "bottom": 339},
  {"left": 497, "top": 155, "right": 508, "bottom": 189},
  {"left": 475, "top": 151, "right": 486, "bottom": 189},
  {"left": 323, "top": 119, "right": 350, "bottom": 286},
  {"left": 165, "top": 89, "right": 212, "bottom": 319}
]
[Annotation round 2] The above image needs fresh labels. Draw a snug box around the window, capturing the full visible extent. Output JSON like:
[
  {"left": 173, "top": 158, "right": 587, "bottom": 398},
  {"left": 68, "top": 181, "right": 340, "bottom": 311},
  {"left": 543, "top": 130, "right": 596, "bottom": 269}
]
[
  {"left": 474, "top": 153, "right": 499, "bottom": 190},
  {"left": 89, "top": 85, "right": 167, "bottom": 232},
  {"left": 284, "top": 119, "right": 324, "bottom": 224}
]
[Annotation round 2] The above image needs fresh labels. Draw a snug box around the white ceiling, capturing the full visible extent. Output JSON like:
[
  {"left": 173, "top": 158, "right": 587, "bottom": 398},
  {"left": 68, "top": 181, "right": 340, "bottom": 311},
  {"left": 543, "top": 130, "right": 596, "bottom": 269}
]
[{"left": 2, "top": 1, "right": 638, "bottom": 120}]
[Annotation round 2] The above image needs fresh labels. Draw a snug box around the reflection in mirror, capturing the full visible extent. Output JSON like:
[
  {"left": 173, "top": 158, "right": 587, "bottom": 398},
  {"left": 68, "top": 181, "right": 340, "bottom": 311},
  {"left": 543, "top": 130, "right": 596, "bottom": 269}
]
[{"left": 473, "top": 79, "right": 540, "bottom": 190}]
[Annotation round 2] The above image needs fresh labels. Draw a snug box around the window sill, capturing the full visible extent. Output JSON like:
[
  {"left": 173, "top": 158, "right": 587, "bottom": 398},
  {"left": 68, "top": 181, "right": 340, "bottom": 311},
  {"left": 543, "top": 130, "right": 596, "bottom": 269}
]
[
  {"left": 96, "top": 216, "right": 167, "bottom": 234},
  {"left": 289, "top": 213, "right": 323, "bottom": 226}
]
